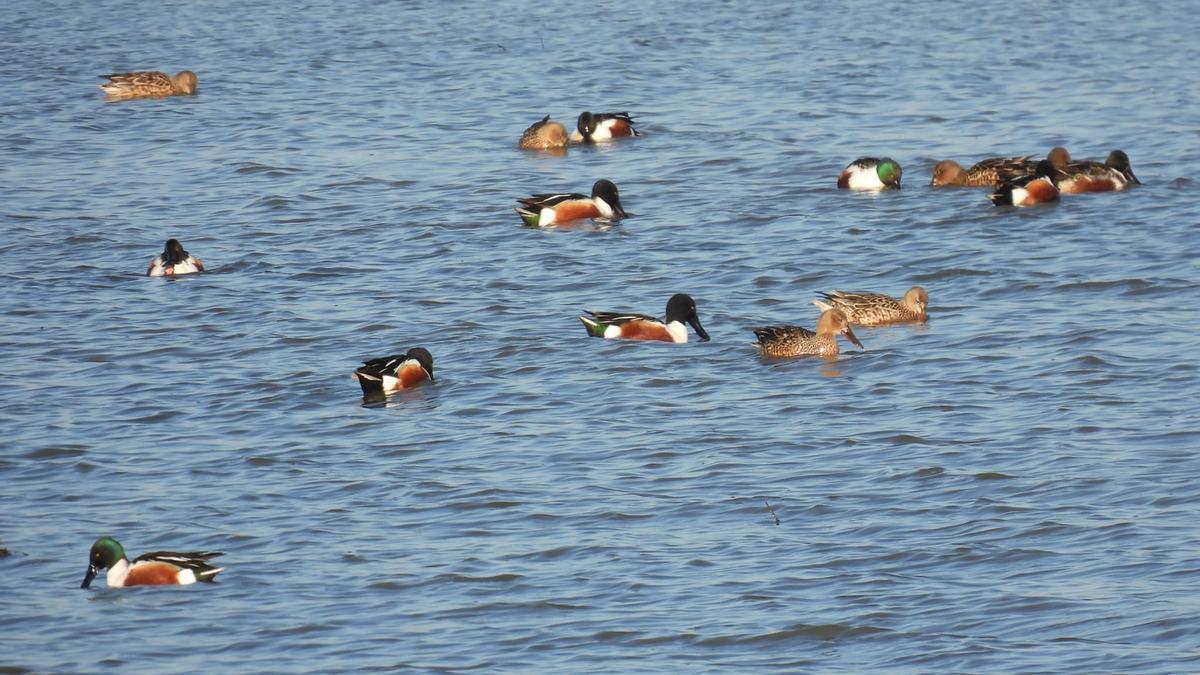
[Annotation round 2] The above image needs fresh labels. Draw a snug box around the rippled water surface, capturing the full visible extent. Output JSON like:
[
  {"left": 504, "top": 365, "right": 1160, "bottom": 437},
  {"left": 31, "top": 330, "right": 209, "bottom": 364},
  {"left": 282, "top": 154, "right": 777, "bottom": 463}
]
[{"left": 3, "top": 0, "right": 1200, "bottom": 672}]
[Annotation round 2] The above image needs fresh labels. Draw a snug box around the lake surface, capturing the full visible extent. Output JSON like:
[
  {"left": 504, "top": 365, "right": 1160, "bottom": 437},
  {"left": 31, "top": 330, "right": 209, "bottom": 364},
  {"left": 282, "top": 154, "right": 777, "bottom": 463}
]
[{"left": 2, "top": 0, "right": 1199, "bottom": 672}]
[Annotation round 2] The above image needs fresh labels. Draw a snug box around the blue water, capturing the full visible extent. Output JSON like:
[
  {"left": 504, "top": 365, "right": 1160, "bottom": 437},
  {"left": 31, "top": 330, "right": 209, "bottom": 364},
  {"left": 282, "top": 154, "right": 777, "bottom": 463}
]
[{"left": 3, "top": 0, "right": 1199, "bottom": 672}]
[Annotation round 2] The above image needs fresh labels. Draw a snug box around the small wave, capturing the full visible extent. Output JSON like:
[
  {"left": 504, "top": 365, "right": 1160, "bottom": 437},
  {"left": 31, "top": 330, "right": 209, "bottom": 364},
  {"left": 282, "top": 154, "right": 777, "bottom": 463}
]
[
  {"left": 698, "top": 623, "right": 891, "bottom": 645},
  {"left": 26, "top": 445, "right": 88, "bottom": 459},
  {"left": 436, "top": 573, "right": 523, "bottom": 583},
  {"left": 913, "top": 268, "right": 993, "bottom": 281},
  {"left": 233, "top": 162, "right": 299, "bottom": 177}
]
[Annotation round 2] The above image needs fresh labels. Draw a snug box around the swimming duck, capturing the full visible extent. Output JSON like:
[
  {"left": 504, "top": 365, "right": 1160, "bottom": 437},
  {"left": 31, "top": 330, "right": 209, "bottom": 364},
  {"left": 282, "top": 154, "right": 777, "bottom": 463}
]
[
  {"left": 81, "top": 537, "right": 223, "bottom": 589},
  {"left": 989, "top": 159, "right": 1060, "bottom": 207},
  {"left": 838, "top": 157, "right": 902, "bottom": 190},
  {"left": 752, "top": 309, "right": 864, "bottom": 358},
  {"left": 99, "top": 70, "right": 197, "bottom": 100},
  {"left": 930, "top": 156, "right": 1037, "bottom": 187},
  {"left": 813, "top": 286, "right": 928, "bottom": 325},
  {"left": 352, "top": 348, "right": 434, "bottom": 396},
  {"left": 147, "top": 238, "right": 204, "bottom": 277},
  {"left": 518, "top": 115, "right": 569, "bottom": 150},
  {"left": 1048, "top": 147, "right": 1140, "bottom": 193},
  {"left": 569, "top": 111, "right": 639, "bottom": 144},
  {"left": 515, "top": 179, "right": 625, "bottom": 227},
  {"left": 579, "top": 293, "right": 710, "bottom": 343}
]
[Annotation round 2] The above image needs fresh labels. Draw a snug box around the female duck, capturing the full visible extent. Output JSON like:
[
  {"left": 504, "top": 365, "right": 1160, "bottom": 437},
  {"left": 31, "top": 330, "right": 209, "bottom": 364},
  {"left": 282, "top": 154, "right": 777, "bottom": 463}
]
[
  {"left": 518, "top": 115, "right": 569, "bottom": 150},
  {"left": 813, "top": 286, "right": 928, "bottom": 325},
  {"left": 752, "top": 309, "right": 863, "bottom": 357},
  {"left": 930, "top": 156, "right": 1036, "bottom": 187},
  {"left": 100, "top": 70, "right": 197, "bottom": 100}
]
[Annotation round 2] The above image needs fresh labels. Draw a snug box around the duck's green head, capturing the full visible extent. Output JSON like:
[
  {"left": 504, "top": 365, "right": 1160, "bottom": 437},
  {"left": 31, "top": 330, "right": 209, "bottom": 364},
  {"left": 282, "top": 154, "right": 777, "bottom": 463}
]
[
  {"left": 81, "top": 537, "right": 125, "bottom": 589},
  {"left": 876, "top": 159, "right": 902, "bottom": 187}
]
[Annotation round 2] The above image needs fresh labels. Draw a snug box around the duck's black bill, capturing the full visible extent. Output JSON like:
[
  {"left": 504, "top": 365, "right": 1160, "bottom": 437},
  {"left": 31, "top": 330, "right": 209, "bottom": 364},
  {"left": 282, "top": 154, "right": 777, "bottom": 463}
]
[{"left": 81, "top": 565, "right": 97, "bottom": 589}]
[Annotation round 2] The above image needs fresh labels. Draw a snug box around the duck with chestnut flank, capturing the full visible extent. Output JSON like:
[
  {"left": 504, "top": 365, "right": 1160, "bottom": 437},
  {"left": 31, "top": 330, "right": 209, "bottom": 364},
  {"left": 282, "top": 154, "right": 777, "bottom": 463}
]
[
  {"left": 81, "top": 537, "right": 223, "bottom": 589},
  {"left": 515, "top": 179, "right": 625, "bottom": 227},
  {"left": 579, "top": 293, "right": 710, "bottom": 344}
]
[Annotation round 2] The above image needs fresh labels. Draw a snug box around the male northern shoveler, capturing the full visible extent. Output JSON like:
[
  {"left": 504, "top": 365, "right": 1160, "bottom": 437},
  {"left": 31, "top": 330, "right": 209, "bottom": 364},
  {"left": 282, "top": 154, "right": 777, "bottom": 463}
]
[
  {"left": 515, "top": 179, "right": 625, "bottom": 227},
  {"left": 147, "top": 238, "right": 204, "bottom": 277},
  {"left": 99, "top": 70, "right": 198, "bottom": 100},
  {"left": 518, "top": 115, "right": 569, "bottom": 150},
  {"left": 579, "top": 293, "right": 710, "bottom": 344},
  {"left": 1048, "top": 147, "right": 1140, "bottom": 193},
  {"left": 813, "top": 286, "right": 928, "bottom": 325},
  {"left": 569, "top": 111, "right": 640, "bottom": 144},
  {"left": 81, "top": 537, "right": 223, "bottom": 589},
  {"left": 838, "top": 157, "right": 902, "bottom": 190},
  {"left": 353, "top": 348, "right": 434, "bottom": 396},
  {"left": 752, "top": 309, "right": 864, "bottom": 358},
  {"left": 930, "top": 156, "right": 1037, "bottom": 187},
  {"left": 989, "top": 159, "right": 1060, "bottom": 207}
]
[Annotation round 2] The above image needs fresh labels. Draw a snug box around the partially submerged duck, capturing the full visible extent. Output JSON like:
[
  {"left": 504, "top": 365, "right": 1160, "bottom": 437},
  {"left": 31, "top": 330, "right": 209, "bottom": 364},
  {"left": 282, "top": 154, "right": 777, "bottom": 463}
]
[
  {"left": 518, "top": 115, "right": 569, "bottom": 150},
  {"left": 838, "top": 157, "right": 902, "bottom": 190},
  {"left": 147, "top": 239, "right": 204, "bottom": 277},
  {"left": 569, "top": 111, "right": 639, "bottom": 144}
]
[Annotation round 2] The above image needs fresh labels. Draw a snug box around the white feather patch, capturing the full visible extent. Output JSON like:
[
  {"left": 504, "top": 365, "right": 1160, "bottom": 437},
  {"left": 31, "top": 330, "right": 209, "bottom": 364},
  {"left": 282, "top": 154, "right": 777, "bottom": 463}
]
[
  {"left": 591, "top": 120, "right": 616, "bottom": 141},
  {"left": 846, "top": 168, "right": 885, "bottom": 190},
  {"left": 108, "top": 559, "right": 131, "bottom": 587},
  {"left": 666, "top": 321, "right": 688, "bottom": 343}
]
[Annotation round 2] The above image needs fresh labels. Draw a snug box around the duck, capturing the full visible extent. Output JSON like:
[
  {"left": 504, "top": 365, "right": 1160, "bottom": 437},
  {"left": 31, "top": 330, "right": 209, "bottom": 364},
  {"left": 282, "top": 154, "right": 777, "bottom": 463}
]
[
  {"left": 518, "top": 115, "right": 569, "bottom": 150},
  {"left": 569, "top": 111, "right": 639, "bottom": 143},
  {"left": 1048, "top": 147, "right": 1140, "bottom": 193},
  {"left": 989, "top": 159, "right": 1060, "bottom": 207},
  {"left": 930, "top": 155, "right": 1037, "bottom": 187},
  {"left": 813, "top": 286, "right": 928, "bottom": 325},
  {"left": 99, "top": 70, "right": 197, "bottom": 100},
  {"left": 514, "top": 179, "right": 625, "bottom": 227},
  {"left": 579, "top": 293, "right": 710, "bottom": 343},
  {"left": 147, "top": 238, "right": 204, "bottom": 277},
  {"left": 752, "top": 309, "right": 864, "bottom": 358},
  {"left": 352, "top": 348, "right": 434, "bottom": 396},
  {"left": 81, "top": 537, "right": 223, "bottom": 588},
  {"left": 838, "top": 157, "right": 902, "bottom": 190}
]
